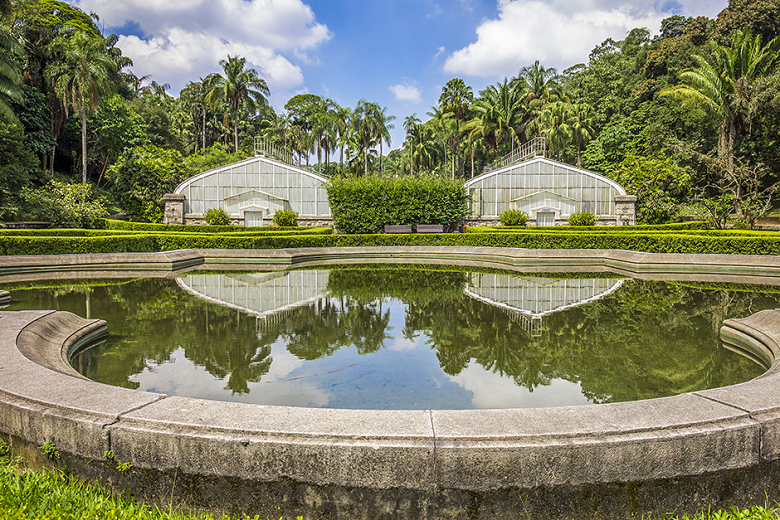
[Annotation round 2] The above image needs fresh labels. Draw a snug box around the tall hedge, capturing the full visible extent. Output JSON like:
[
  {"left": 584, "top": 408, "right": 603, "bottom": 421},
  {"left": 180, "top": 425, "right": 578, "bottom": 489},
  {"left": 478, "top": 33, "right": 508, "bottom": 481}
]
[{"left": 327, "top": 176, "right": 468, "bottom": 234}]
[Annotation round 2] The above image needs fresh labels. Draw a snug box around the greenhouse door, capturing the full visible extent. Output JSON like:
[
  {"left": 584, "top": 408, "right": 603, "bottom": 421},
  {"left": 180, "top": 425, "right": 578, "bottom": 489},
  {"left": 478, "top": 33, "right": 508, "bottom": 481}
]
[
  {"left": 244, "top": 210, "right": 264, "bottom": 227},
  {"left": 537, "top": 211, "right": 555, "bottom": 227}
]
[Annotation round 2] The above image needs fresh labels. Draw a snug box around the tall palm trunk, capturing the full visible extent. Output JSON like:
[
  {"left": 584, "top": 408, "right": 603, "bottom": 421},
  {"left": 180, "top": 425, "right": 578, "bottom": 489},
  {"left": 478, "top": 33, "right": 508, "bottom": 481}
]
[
  {"left": 234, "top": 117, "right": 239, "bottom": 154},
  {"left": 80, "top": 103, "right": 87, "bottom": 183}
]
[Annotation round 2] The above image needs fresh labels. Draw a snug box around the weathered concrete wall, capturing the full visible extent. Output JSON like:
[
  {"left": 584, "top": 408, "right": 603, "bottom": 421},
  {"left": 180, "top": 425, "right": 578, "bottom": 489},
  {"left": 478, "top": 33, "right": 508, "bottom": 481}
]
[{"left": 2, "top": 249, "right": 780, "bottom": 519}]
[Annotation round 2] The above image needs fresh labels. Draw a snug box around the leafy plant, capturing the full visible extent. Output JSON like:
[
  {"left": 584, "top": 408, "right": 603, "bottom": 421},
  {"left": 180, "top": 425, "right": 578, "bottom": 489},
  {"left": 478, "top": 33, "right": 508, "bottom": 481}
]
[
  {"left": 21, "top": 181, "right": 108, "bottom": 228},
  {"left": 272, "top": 209, "right": 298, "bottom": 227},
  {"left": 38, "top": 441, "right": 60, "bottom": 460},
  {"left": 105, "top": 450, "right": 132, "bottom": 471},
  {"left": 499, "top": 209, "right": 529, "bottom": 227},
  {"left": 204, "top": 208, "right": 231, "bottom": 226},
  {"left": 107, "top": 145, "right": 190, "bottom": 223},
  {"left": 568, "top": 211, "right": 597, "bottom": 226}
]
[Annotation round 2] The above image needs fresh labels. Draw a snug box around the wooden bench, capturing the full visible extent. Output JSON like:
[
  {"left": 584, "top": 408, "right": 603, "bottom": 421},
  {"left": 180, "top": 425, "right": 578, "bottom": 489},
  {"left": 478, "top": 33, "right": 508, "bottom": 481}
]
[
  {"left": 416, "top": 224, "right": 444, "bottom": 233},
  {"left": 384, "top": 224, "right": 413, "bottom": 234}
]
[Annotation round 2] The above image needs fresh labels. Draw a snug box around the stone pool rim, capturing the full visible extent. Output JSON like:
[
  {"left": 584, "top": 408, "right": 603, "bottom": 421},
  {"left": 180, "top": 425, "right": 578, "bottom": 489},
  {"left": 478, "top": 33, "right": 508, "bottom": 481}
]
[{"left": 2, "top": 246, "right": 780, "bottom": 519}]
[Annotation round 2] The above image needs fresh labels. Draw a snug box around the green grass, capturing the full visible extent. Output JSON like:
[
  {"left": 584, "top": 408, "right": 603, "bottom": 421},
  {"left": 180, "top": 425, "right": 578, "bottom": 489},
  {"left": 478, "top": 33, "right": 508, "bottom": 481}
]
[
  {"left": 649, "top": 505, "right": 780, "bottom": 519},
  {"left": 0, "top": 449, "right": 300, "bottom": 520}
]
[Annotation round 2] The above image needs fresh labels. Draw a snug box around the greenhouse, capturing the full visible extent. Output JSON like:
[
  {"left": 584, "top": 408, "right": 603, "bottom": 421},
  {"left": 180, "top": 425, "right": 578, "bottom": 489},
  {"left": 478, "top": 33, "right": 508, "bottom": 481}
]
[
  {"left": 165, "top": 141, "right": 331, "bottom": 226},
  {"left": 464, "top": 144, "right": 636, "bottom": 226},
  {"left": 465, "top": 273, "right": 624, "bottom": 336}
]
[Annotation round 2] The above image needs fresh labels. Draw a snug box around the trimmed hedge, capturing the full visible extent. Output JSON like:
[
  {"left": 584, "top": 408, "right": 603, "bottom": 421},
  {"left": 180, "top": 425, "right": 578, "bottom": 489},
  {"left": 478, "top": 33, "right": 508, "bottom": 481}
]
[
  {"left": 101, "top": 219, "right": 316, "bottom": 234},
  {"left": 327, "top": 176, "right": 468, "bottom": 234},
  {"left": 3, "top": 229, "right": 780, "bottom": 256},
  {"left": 467, "top": 222, "right": 710, "bottom": 233},
  {"left": 0, "top": 227, "right": 333, "bottom": 238}
]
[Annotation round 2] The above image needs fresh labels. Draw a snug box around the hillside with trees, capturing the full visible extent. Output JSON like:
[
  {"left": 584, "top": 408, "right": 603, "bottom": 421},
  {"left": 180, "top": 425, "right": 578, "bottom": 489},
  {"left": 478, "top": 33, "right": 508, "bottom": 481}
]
[{"left": 2, "top": 0, "right": 780, "bottom": 227}]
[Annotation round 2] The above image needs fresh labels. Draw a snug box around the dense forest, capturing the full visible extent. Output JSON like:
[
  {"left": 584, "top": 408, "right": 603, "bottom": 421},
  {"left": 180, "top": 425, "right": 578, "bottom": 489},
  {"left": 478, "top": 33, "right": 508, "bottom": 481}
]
[{"left": 2, "top": 0, "right": 780, "bottom": 227}]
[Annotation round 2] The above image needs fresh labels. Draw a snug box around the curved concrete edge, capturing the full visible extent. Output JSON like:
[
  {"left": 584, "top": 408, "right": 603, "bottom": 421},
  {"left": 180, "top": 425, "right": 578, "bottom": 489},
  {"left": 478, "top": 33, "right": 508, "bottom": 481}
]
[
  {"left": 0, "top": 308, "right": 776, "bottom": 495},
  {"left": 0, "top": 290, "right": 9, "bottom": 307},
  {"left": 2, "top": 247, "right": 780, "bottom": 283},
  {"left": 0, "top": 249, "right": 203, "bottom": 276},
  {"left": 2, "top": 249, "right": 780, "bottom": 517}
]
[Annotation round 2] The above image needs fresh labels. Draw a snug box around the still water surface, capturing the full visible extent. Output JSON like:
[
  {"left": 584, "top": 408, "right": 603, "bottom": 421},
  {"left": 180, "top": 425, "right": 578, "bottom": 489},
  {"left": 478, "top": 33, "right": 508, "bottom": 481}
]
[{"left": 4, "top": 266, "right": 775, "bottom": 409}]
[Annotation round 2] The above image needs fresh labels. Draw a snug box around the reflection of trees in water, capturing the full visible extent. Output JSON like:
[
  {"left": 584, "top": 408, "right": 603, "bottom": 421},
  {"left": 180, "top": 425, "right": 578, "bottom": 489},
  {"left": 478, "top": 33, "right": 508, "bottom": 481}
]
[
  {"left": 406, "top": 279, "right": 777, "bottom": 402},
  {"left": 14, "top": 272, "right": 780, "bottom": 403},
  {"left": 13, "top": 279, "right": 277, "bottom": 395}
]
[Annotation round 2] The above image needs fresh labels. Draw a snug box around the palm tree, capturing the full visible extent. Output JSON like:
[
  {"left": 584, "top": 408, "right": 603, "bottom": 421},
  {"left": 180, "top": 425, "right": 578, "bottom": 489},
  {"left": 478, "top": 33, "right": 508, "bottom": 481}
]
[
  {"left": 661, "top": 28, "right": 780, "bottom": 178},
  {"left": 0, "top": 26, "right": 23, "bottom": 120},
  {"left": 463, "top": 79, "right": 526, "bottom": 155},
  {"left": 206, "top": 55, "right": 270, "bottom": 154},
  {"left": 353, "top": 99, "right": 377, "bottom": 175},
  {"left": 334, "top": 104, "right": 352, "bottom": 168},
  {"left": 375, "top": 105, "right": 395, "bottom": 174},
  {"left": 515, "top": 60, "right": 559, "bottom": 102},
  {"left": 403, "top": 113, "right": 421, "bottom": 175},
  {"left": 439, "top": 78, "right": 473, "bottom": 177},
  {"left": 427, "top": 105, "right": 455, "bottom": 176},
  {"left": 47, "top": 30, "right": 115, "bottom": 183},
  {"left": 536, "top": 101, "right": 572, "bottom": 159},
  {"left": 570, "top": 103, "right": 595, "bottom": 167}
]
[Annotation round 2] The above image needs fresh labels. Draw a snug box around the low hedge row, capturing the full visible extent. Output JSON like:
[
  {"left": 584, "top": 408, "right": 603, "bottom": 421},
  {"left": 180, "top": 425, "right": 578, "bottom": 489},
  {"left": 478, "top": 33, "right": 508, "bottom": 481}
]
[
  {"left": 465, "top": 227, "right": 780, "bottom": 238},
  {"left": 467, "top": 222, "right": 710, "bottom": 233},
  {"left": 2, "top": 230, "right": 780, "bottom": 256},
  {"left": 101, "top": 219, "right": 311, "bottom": 234},
  {"left": 0, "top": 227, "right": 333, "bottom": 238}
]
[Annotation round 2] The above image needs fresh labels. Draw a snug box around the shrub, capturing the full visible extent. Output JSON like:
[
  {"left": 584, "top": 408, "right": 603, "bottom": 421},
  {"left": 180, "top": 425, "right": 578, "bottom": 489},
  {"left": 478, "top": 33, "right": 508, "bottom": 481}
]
[
  {"left": 273, "top": 209, "right": 298, "bottom": 227},
  {"left": 204, "top": 208, "right": 231, "bottom": 226},
  {"left": 568, "top": 211, "right": 597, "bottom": 226},
  {"left": 20, "top": 181, "right": 109, "bottom": 228},
  {"left": 107, "top": 145, "right": 190, "bottom": 223},
  {"left": 499, "top": 209, "right": 529, "bottom": 227},
  {"left": 327, "top": 175, "right": 468, "bottom": 234}
]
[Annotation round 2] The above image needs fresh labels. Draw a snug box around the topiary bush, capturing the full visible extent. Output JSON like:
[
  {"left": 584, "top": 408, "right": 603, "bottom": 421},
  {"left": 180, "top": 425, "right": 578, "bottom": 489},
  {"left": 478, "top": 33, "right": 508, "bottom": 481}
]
[
  {"left": 568, "top": 211, "right": 597, "bottom": 226},
  {"left": 327, "top": 175, "right": 468, "bottom": 234},
  {"left": 499, "top": 209, "right": 529, "bottom": 227},
  {"left": 273, "top": 209, "right": 298, "bottom": 227},
  {"left": 204, "top": 208, "right": 231, "bottom": 226}
]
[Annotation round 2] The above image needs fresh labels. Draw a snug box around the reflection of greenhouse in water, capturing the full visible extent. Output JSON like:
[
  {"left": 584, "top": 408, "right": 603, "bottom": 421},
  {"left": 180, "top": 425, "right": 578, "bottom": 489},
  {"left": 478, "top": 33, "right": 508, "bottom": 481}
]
[
  {"left": 176, "top": 271, "right": 330, "bottom": 331},
  {"left": 464, "top": 273, "right": 624, "bottom": 337},
  {"left": 176, "top": 271, "right": 624, "bottom": 338}
]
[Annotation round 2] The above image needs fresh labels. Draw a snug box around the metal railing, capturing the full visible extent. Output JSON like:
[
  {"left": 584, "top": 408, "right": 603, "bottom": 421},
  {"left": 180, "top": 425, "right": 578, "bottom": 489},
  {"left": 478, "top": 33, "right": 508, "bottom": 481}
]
[
  {"left": 254, "top": 136, "right": 294, "bottom": 166},
  {"left": 482, "top": 136, "right": 546, "bottom": 175}
]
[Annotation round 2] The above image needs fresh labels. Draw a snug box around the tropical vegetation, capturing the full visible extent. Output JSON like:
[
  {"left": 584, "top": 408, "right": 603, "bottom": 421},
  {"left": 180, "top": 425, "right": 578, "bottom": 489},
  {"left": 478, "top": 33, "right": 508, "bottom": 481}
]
[{"left": 2, "top": 1, "right": 780, "bottom": 229}]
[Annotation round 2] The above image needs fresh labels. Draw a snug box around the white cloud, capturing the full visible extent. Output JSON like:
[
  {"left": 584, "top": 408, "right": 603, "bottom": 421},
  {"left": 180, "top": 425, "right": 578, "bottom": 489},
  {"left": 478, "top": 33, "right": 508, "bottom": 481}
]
[
  {"left": 69, "top": 0, "right": 331, "bottom": 93},
  {"left": 444, "top": 0, "right": 726, "bottom": 78},
  {"left": 434, "top": 46, "right": 446, "bottom": 58},
  {"left": 389, "top": 83, "right": 422, "bottom": 102}
]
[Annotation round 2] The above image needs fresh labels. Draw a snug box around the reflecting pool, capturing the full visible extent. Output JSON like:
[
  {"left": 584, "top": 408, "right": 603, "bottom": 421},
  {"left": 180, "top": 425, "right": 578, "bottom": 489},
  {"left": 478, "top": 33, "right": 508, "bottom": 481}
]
[{"left": 4, "top": 266, "right": 775, "bottom": 409}]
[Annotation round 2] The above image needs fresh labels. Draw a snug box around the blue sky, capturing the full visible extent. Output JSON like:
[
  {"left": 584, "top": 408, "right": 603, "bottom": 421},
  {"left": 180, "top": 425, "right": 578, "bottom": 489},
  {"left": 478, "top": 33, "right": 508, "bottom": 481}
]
[{"left": 68, "top": 0, "right": 728, "bottom": 152}]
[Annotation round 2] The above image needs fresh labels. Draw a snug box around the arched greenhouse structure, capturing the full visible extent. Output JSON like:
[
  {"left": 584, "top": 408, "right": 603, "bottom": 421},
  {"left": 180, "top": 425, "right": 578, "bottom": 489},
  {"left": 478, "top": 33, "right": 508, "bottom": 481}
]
[
  {"left": 464, "top": 149, "right": 636, "bottom": 226},
  {"left": 164, "top": 150, "right": 331, "bottom": 227}
]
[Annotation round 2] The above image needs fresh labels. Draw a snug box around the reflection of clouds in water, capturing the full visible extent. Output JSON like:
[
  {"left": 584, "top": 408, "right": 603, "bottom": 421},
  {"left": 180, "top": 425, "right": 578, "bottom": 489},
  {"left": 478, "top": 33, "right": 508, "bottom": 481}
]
[
  {"left": 131, "top": 348, "right": 330, "bottom": 407},
  {"left": 266, "top": 340, "right": 305, "bottom": 379},
  {"left": 448, "top": 365, "right": 591, "bottom": 409},
  {"left": 388, "top": 336, "right": 420, "bottom": 352}
]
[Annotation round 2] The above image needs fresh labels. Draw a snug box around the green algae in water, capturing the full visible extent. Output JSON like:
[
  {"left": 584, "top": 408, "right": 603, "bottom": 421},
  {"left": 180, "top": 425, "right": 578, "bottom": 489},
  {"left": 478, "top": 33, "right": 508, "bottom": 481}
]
[{"left": 5, "top": 267, "right": 772, "bottom": 409}]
